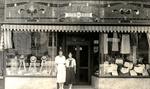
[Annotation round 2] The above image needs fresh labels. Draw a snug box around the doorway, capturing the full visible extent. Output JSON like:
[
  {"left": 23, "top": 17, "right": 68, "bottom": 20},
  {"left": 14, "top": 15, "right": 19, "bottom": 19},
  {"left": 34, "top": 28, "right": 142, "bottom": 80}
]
[{"left": 66, "top": 33, "right": 91, "bottom": 85}]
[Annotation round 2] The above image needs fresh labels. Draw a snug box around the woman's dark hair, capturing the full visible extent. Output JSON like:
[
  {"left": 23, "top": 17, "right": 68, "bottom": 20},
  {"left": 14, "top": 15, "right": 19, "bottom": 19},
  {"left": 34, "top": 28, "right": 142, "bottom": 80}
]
[{"left": 58, "top": 50, "right": 63, "bottom": 53}]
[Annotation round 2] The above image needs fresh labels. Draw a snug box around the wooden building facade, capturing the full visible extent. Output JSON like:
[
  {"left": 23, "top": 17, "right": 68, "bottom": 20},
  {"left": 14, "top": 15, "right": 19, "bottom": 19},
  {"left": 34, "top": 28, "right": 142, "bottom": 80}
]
[{"left": 0, "top": 0, "right": 150, "bottom": 89}]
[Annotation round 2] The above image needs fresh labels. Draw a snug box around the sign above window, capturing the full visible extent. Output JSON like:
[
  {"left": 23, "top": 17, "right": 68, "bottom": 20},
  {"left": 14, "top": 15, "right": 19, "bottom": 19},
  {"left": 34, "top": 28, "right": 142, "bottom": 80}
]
[{"left": 65, "top": 12, "right": 93, "bottom": 18}]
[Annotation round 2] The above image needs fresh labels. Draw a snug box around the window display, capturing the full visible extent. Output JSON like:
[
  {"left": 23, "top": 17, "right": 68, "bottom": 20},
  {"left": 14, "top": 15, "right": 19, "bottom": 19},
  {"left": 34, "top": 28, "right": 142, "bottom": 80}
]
[
  {"left": 5, "top": 31, "right": 57, "bottom": 76},
  {"left": 97, "top": 33, "right": 150, "bottom": 77}
]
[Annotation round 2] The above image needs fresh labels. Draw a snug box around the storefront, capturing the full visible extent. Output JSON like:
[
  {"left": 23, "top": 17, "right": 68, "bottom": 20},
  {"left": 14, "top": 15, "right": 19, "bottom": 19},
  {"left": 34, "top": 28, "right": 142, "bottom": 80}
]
[
  {"left": 1, "top": 0, "right": 150, "bottom": 89},
  {"left": 91, "top": 26, "right": 150, "bottom": 89},
  {"left": 0, "top": 24, "right": 150, "bottom": 89}
]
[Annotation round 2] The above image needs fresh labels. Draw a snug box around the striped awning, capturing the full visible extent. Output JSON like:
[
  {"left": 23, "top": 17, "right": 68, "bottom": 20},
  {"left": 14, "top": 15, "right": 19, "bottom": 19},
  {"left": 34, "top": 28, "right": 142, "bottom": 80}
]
[{"left": 1, "top": 24, "right": 150, "bottom": 33}]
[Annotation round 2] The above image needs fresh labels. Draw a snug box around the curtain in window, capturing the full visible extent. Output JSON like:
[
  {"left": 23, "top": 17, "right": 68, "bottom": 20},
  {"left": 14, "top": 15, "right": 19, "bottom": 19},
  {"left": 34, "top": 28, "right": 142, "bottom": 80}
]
[
  {"left": 147, "top": 33, "right": 150, "bottom": 63},
  {"left": 0, "top": 31, "right": 3, "bottom": 51},
  {"left": 13, "top": 32, "right": 31, "bottom": 54},
  {"left": 112, "top": 33, "right": 119, "bottom": 51},
  {"left": 104, "top": 34, "right": 108, "bottom": 54},
  {"left": 4, "top": 30, "right": 12, "bottom": 49},
  {"left": 0, "top": 30, "right": 12, "bottom": 50},
  {"left": 39, "top": 32, "right": 48, "bottom": 55},
  {"left": 147, "top": 33, "right": 150, "bottom": 47},
  {"left": 120, "top": 34, "right": 131, "bottom": 54}
]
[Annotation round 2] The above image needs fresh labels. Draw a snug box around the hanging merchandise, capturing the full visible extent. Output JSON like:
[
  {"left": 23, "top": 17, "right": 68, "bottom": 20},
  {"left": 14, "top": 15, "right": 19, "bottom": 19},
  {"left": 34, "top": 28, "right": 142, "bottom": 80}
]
[
  {"left": 39, "top": 32, "right": 48, "bottom": 55},
  {"left": 132, "top": 46, "right": 137, "bottom": 64},
  {"left": 120, "top": 34, "right": 131, "bottom": 54},
  {"left": 147, "top": 33, "right": 150, "bottom": 64},
  {"left": 0, "top": 31, "right": 4, "bottom": 51},
  {"left": 13, "top": 32, "right": 31, "bottom": 54},
  {"left": 112, "top": 33, "right": 119, "bottom": 51},
  {"left": 3, "top": 30, "right": 12, "bottom": 49},
  {"left": 104, "top": 34, "right": 108, "bottom": 54},
  {"left": 147, "top": 33, "right": 150, "bottom": 47}
]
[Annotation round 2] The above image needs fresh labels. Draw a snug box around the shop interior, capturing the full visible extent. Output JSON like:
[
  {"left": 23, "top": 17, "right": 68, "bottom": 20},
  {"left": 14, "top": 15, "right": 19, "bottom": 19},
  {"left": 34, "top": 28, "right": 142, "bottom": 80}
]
[
  {"left": 0, "top": 30, "right": 150, "bottom": 85},
  {"left": 0, "top": 31, "right": 100, "bottom": 85},
  {"left": 2, "top": 31, "right": 57, "bottom": 76},
  {"left": 97, "top": 32, "right": 150, "bottom": 77}
]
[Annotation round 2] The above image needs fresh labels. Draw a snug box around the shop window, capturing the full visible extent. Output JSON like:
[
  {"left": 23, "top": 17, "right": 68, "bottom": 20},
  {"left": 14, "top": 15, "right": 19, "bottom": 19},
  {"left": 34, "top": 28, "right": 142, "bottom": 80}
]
[
  {"left": 3, "top": 31, "right": 57, "bottom": 76},
  {"left": 97, "top": 33, "right": 150, "bottom": 77}
]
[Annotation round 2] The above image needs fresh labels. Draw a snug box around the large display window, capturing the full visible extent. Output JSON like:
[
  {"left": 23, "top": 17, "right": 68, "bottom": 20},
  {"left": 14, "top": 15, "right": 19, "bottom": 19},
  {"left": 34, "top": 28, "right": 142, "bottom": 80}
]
[
  {"left": 97, "top": 33, "right": 150, "bottom": 77},
  {"left": 1, "top": 31, "right": 57, "bottom": 76}
]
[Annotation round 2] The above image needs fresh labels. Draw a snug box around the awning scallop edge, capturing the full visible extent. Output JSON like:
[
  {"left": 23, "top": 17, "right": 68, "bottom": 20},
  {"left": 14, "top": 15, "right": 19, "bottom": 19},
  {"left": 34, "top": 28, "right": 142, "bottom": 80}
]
[{"left": 1, "top": 25, "right": 150, "bottom": 33}]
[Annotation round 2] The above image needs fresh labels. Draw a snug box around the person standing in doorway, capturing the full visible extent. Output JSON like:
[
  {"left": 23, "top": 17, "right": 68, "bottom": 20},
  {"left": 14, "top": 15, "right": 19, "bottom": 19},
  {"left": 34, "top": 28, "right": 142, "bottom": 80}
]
[
  {"left": 66, "top": 52, "right": 76, "bottom": 89},
  {"left": 55, "top": 50, "right": 66, "bottom": 89}
]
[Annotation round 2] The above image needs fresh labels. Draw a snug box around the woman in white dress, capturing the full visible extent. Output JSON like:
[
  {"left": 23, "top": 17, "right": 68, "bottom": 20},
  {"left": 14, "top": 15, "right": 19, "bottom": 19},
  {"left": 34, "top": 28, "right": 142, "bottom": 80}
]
[{"left": 55, "top": 50, "right": 66, "bottom": 89}]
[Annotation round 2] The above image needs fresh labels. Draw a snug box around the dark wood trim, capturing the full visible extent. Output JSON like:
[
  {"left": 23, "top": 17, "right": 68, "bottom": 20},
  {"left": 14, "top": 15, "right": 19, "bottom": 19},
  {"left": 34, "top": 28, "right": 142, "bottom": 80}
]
[
  {"left": 76, "top": 45, "right": 80, "bottom": 84},
  {"left": 148, "top": 48, "right": 150, "bottom": 63},
  {"left": 99, "top": 33, "right": 104, "bottom": 64},
  {"left": 88, "top": 43, "right": 91, "bottom": 85}
]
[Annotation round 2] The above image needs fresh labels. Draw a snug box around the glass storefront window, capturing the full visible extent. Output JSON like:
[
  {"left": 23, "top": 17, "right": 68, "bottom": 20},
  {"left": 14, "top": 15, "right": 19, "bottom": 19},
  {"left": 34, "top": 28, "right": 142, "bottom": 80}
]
[
  {"left": 4, "top": 31, "right": 57, "bottom": 76},
  {"left": 97, "top": 33, "right": 150, "bottom": 77}
]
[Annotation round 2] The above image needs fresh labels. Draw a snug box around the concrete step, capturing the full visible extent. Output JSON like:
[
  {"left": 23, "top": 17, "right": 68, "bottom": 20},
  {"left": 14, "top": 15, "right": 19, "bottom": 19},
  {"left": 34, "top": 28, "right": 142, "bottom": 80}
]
[{"left": 64, "top": 85, "right": 94, "bottom": 89}]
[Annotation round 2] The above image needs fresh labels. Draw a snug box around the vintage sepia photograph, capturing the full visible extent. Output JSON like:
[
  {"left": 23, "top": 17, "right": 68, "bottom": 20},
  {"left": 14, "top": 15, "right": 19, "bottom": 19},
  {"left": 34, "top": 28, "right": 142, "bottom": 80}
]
[{"left": 0, "top": 0, "right": 150, "bottom": 89}]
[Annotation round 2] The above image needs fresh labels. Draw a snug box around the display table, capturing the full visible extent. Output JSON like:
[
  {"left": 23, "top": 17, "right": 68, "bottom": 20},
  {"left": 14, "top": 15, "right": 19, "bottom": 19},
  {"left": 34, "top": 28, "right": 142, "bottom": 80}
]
[
  {"left": 5, "top": 77, "right": 57, "bottom": 89},
  {"left": 92, "top": 76, "right": 150, "bottom": 89}
]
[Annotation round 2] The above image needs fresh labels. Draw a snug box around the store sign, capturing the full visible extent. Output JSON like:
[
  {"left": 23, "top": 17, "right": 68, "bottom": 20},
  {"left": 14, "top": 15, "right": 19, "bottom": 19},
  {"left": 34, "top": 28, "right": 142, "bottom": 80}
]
[{"left": 65, "top": 12, "right": 93, "bottom": 18}]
